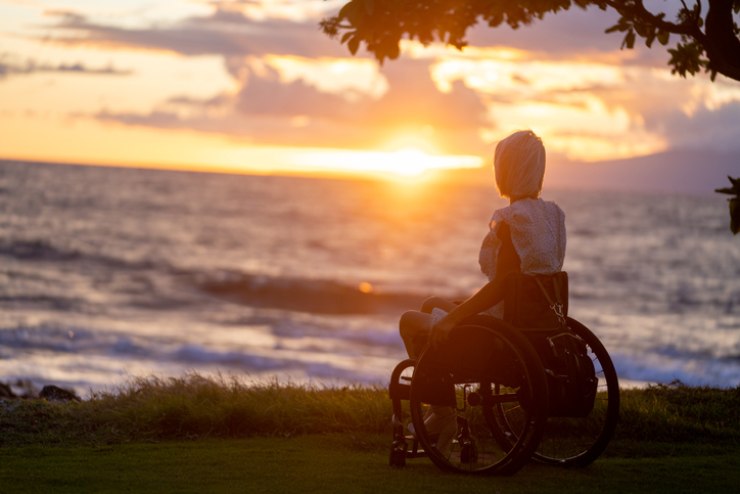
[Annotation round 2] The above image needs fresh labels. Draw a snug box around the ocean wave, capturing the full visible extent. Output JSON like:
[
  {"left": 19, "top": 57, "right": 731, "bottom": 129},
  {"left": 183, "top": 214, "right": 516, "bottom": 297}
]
[
  {"left": 0, "top": 239, "right": 139, "bottom": 269},
  {"left": 197, "top": 271, "right": 425, "bottom": 315},
  {"left": 0, "top": 238, "right": 82, "bottom": 262},
  {"left": 0, "top": 294, "right": 82, "bottom": 312},
  {"left": 172, "top": 344, "right": 287, "bottom": 370},
  {"left": 611, "top": 350, "right": 740, "bottom": 388},
  {"left": 0, "top": 324, "right": 150, "bottom": 356},
  {"left": 0, "top": 238, "right": 172, "bottom": 273},
  {"left": 169, "top": 344, "right": 388, "bottom": 384},
  {"left": 0, "top": 322, "right": 393, "bottom": 388}
]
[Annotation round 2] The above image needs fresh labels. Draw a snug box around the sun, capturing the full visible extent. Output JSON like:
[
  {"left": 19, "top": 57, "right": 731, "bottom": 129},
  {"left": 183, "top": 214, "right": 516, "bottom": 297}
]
[
  {"left": 372, "top": 132, "right": 481, "bottom": 179},
  {"left": 285, "top": 140, "right": 482, "bottom": 180},
  {"left": 382, "top": 147, "right": 445, "bottom": 177},
  {"left": 335, "top": 146, "right": 481, "bottom": 180}
]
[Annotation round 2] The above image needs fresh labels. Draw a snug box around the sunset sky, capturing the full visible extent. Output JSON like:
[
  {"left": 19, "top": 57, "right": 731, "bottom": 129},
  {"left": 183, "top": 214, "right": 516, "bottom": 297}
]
[{"left": 1, "top": 0, "right": 738, "bottom": 180}]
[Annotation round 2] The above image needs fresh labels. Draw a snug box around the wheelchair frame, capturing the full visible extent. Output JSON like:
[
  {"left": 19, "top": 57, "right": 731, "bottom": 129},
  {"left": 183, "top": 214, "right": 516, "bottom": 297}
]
[{"left": 388, "top": 316, "right": 619, "bottom": 475}]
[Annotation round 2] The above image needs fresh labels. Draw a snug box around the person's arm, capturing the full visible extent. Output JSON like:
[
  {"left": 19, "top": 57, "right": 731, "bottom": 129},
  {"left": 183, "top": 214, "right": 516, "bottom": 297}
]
[
  {"left": 429, "top": 280, "right": 505, "bottom": 347},
  {"left": 430, "top": 221, "right": 520, "bottom": 348}
]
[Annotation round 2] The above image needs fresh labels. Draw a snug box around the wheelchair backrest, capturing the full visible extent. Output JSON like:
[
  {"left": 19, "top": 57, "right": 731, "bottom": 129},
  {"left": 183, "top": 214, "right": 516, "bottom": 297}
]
[
  {"left": 503, "top": 272, "right": 598, "bottom": 417},
  {"left": 503, "top": 272, "right": 568, "bottom": 330}
]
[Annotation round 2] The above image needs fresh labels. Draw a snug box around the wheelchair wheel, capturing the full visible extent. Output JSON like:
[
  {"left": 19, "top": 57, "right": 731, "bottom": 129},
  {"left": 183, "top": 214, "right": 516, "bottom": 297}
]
[
  {"left": 409, "top": 321, "right": 548, "bottom": 475},
  {"left": 532, "top": 318, "right": 620, "bottom": 466}
]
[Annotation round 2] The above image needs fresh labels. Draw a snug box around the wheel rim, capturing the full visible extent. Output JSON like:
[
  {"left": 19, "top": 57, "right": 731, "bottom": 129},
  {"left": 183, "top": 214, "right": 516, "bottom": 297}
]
[{"left": 533, "top": 318, "right": 620, "bottom": 465}]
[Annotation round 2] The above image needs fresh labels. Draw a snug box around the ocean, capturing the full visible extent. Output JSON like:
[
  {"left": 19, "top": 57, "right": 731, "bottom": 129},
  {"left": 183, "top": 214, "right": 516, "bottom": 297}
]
[{"left": 1, "top": 160, "right": 739, "bottom": 397}]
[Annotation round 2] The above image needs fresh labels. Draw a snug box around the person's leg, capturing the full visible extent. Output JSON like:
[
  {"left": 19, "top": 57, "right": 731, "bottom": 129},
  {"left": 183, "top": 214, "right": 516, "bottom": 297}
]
[
  {"left": 425, "top": 406, "right": 457, "bottom": 455},
  {"left": 399, "top": 310, "right": 457, "bottom": 452},
  {"left": 399, "top": 310, "right": 432, "bottom": 359}
]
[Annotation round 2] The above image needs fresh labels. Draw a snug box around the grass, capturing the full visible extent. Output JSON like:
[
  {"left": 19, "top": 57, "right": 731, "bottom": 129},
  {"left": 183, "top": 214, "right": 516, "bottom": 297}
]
[
  {"left": 0, "top": 374, "right": 391, "bottom": 446},
  {"left": 0, "top": 435, "right": 737, "bottom": 494},
  {"left": 2, "top": 374, "right": 738, "bottom": 447},
  {"left": 0, "top": 375, "right": 739, "bottom": 493}
]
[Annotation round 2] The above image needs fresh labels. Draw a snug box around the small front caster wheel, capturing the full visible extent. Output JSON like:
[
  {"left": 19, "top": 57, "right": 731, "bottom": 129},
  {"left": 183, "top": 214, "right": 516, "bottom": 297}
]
[
  {"left": 389, "top": 447, "right": 406, "bottom": 468},
  {"left": 460, "top": 441, "right": 478, "bottom": 464}
]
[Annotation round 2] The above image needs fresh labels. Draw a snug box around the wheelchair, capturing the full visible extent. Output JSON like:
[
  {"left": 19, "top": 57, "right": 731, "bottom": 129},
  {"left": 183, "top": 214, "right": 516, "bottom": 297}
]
[{"left": 388, "top": 275, "right": 620, "bottom": 475}]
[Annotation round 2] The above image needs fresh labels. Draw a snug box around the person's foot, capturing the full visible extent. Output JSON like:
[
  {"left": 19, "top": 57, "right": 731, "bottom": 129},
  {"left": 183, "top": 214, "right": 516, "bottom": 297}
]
[
  {"left": 407, "top": 406, "right": 457, "bottom": 443},
  {"left": 424, "top": 408, "right": 457, "bottom": 456}
]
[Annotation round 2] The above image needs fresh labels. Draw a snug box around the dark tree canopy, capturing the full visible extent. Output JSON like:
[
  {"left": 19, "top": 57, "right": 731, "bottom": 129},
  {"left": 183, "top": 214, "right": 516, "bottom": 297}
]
[{"left": 321, "top": 0, "right": 740, "bottom": 82}]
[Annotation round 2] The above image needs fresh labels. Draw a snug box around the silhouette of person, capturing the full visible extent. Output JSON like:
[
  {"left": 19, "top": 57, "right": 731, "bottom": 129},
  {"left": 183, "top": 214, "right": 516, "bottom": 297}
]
[{"left": 398, "top": 130, "right": 566, "bottom": 451}]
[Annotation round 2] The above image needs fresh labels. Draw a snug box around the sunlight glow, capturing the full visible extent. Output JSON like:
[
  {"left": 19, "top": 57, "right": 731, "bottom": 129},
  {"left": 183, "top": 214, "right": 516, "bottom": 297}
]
[
  {"left": 290, "top": 147, "right": 482, "bottom": 179},
  {"left": 358, "top": 282, "right": 373, "bottom": 294},
  {"left": 387, "top": 149, "right": 446, "bottom": 176},
  {"left": 401, "top": 41, "right": 530, "bottom": 63}
]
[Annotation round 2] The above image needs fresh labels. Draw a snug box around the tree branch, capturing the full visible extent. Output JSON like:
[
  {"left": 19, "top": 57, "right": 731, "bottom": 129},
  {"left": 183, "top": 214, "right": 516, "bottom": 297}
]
[{"left": 705, "top": 0, "right": 740, "bottom": 80}]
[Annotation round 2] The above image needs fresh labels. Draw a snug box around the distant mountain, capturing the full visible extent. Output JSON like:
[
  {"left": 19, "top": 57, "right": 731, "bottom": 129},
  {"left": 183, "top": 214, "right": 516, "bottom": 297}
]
[
  {"left": 547, "top": 150, "right": 738, "bottom": 195},
  {"left": 446, "top": 149, "right": 738, "bottom": 195}
]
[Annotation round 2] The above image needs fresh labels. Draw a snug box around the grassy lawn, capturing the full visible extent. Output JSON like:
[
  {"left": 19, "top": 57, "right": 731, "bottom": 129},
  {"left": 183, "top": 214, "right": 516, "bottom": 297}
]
[
  {"left": 1, "top": 377, "right": 738, "bottom": 493},
  {"left": 1, "top": 434, "right": 738, "bottom": 494}
]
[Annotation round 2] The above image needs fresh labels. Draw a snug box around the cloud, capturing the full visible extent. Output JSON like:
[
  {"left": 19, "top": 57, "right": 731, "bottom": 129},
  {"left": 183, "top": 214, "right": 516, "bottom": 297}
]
[
  {"left": 654, "top": 101, "right": 740, "bottom": 152},
  {"left": 33, "top": 4, "right": 491, "bottom": 153},
  {"left": 39, "top": 6, "right": 345, "bottom": 58},
  {"left": 91, "top": 54, "right": 489, "bottom": 153},
  {"left": 357, "top": 59, "right": 489, "bottom": 152},
  {"left": 395, "top": 33, "right": 740, "bottom": 160},
  {"left": 258, "top": 55, "right": 389, "bottom": 102},
  {"left": 0, "top": 57, "right": 132, "bottom": 80},
  {"left": 37, "top": 3, "right": 669, "bottom": 71},
  {"left": 209, "top": 0, "right": 344, "bottom": 22},
  {"left": 467, "top": 5, "right": 622, "bottom": 55}
]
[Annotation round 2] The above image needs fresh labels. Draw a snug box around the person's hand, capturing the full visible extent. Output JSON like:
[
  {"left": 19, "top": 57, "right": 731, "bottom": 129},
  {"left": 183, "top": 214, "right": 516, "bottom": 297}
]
[{"left": 430, "top": 316, "right": 457, "bottom": 349}]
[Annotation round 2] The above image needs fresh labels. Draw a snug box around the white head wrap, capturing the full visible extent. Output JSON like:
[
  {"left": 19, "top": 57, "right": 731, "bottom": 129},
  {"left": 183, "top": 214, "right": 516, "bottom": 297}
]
[{"left": 494, "top": 130, "right": 546, "bottom": 199}]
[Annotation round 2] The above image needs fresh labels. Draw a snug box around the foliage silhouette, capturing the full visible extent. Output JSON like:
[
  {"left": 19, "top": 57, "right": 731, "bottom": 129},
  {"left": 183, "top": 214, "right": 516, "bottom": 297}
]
[
  {"left": 715, "top": 176, "right": 740, "bottom": 234},
  {"left": 321, "top": 0, "right": 740, "bottom": 82}
]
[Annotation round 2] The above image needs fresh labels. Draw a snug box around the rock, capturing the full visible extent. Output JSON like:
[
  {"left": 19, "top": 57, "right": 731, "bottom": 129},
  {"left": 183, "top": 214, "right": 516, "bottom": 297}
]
[
  {"left": 0, "top": 381, "right": 15, "bottom": 398},
  {"left": 13, "top": 379, "right": 38, "bottom": 398},
  {"left": 39, "top": 385, "right": 81, "bottom": 402}
]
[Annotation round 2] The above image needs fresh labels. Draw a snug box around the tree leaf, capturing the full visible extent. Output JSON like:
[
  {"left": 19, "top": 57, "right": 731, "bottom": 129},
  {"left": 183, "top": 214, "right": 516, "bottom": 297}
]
[
  {"left": 729, "top": 198, "right": 739, "bottom": 234},
  {"left": 338, "top": 1, "right": 356, "bottom": 20},
  {"left": 348, "top": 35, "right": 360, "bottom": 55},
  {"left": 622, "top": 30, "right": 636, "bottom": 49},
  {"left": 646, "top": 31, "right": 656, "bottom": 48}
]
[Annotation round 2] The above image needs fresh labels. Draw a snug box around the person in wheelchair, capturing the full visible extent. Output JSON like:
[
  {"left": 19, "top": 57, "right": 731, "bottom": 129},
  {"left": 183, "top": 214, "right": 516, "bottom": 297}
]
[{"left": 398, "top": 129, "right": 566, "bottom": 453}]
